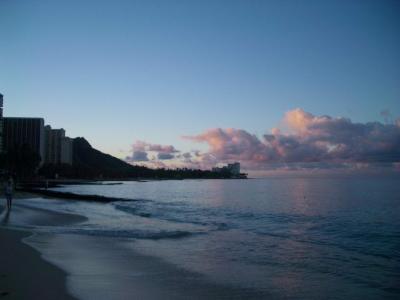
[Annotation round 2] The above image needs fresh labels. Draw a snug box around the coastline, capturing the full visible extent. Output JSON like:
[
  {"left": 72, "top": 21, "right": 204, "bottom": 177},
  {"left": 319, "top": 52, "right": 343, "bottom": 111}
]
[
  {"left": 0, "top": 227, "right": 76, "bottom": 300},
  {"left": 0, "top": 197, "right": 86, "bottom": 300},
  {"left": 17, "top": 188, "right": 133, "bottom": 203},
  {"left": 1, "top": 178, "right": 398, "bottom": 299},
  {"left": 0, "top": 195, "right": 264, "bottom": 300},
  {"left": 26, "top": 233, "right": 264, "bottom": 300}
]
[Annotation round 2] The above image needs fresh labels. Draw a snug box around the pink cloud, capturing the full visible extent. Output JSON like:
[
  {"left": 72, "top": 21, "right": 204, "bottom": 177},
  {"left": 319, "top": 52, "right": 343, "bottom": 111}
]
[
  {"left": 183, "top": 128, "right": 272, "bottom": 163},
  {"left": 126, "top": 109, "right": 400, "bottom": 172},
  {"left": 127, "top": 140, "right": 179, "bottom": 163},
  {"left": 132, "top": 141, "right": 178, "bottom": 153},
  {"left": 184, "top": 109, "right": 400, "bottom": 168}
]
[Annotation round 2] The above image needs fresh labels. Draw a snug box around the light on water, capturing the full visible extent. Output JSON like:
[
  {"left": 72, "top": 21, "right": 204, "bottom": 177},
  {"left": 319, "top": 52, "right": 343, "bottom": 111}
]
[{"left": 18, "top": 177, "right": 400, "bottom": 299}]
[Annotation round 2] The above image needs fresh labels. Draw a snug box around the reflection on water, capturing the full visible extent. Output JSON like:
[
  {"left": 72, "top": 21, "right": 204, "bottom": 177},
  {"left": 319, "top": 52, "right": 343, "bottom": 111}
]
[{"left": 16, "top": 176, "right": 400, "bottom": 298}]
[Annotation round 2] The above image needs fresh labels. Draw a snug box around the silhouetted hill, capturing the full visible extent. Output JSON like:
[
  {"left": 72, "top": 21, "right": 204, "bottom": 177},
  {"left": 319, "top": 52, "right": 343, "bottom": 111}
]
[
  {"left": 72, "top": 137, "right": 151, "bottom": 178},
  {"left": 39, "top": 137, "right": 244, "bottom": 179}
]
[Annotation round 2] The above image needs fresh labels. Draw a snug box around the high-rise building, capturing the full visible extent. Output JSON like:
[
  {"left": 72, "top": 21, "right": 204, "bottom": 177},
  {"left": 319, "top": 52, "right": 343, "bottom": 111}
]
[
  {"left": 44, "top": 125, "right": 73, "bottom": 165},
  {"left": 60, "top": 137, "right": 73, "bottom": 165},
  {"left": 0, "top": 93, "right": 3, "bottom": 153},
  {"left": 3, "top": 117, "right": 45, "bottom": 163},
  {"left": 212, "top": 162, "right": 241, "bottom": 176},
  {"left": 227, "top": 162, "right": 240, "bottom": 175},
  {"left": 0, "top": 93, "right": 3, "bottom": 118},
  {"left": 44, "top": 125, "right": 65, "bottom": 164}
]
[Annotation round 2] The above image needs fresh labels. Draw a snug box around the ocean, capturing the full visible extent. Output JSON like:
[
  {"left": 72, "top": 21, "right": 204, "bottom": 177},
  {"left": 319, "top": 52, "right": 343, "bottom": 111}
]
[{"left": 15, "top": 176, "right": 400, "bottom": 299}]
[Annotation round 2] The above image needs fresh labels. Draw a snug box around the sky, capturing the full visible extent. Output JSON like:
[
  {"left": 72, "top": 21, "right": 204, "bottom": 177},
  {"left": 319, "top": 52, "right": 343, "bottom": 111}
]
[{"left": 1, "top": 0, "right": 399, "bottom": 174}]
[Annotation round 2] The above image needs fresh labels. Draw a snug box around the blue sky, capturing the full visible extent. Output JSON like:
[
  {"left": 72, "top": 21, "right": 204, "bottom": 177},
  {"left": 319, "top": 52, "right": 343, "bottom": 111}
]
[{"left": 1, "top": 0, "right": 399, "bottom": 168}]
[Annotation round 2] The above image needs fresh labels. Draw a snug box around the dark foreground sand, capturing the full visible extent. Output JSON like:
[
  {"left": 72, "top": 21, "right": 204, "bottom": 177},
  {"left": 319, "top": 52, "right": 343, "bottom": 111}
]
[
  {"left": 0, "top": 195, "right": 86, "bottom": 300},
  {"left": 0, "top": 227, "right": 75, "bottom": 300}
]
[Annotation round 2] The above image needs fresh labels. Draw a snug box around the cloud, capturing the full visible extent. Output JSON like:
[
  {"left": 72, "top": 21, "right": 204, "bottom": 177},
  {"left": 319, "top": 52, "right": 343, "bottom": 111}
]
[
  {"left": 127, "top": 140, "right": 180, "bottom": 166},
  {"left": 157, "top": 153, "right": 175, "bottom": 160},
  {"left": 126, "top": 150, "right": 149, "bottom": 162},
  {"left": 125, "top": 109, "right": 400, "bottom": 172},
  {"left": 184, "top": 108, "right": 400, "bottom": 168},
  {"left": 176, "top": 152, "right": 192, "bottom": 160},
  {"left": 132, "top": 141, "right": 179, "bottom": 153},
  {"left": 182, "top": 152, "right": 192, "bottom": 159},
  {"left": 183, "top": 128, "right": 272, "bottom": 163}
]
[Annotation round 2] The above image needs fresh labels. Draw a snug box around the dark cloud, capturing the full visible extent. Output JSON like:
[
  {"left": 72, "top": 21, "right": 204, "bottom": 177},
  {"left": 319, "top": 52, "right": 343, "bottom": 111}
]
[
  {"left": 157, "top": 153, "right": 175, "bottom": 160},
  {"left": 127, "top": 140, "right": 181, "bottom": 166},
  {"left": 182, "top": 152, "right": 192, "bottom": 159},
  {"left": 126, "top": 151, "right": 149, "bottom": 162},
  {"left": 176, "top": 152, "right": 192, "bottom": 159}
]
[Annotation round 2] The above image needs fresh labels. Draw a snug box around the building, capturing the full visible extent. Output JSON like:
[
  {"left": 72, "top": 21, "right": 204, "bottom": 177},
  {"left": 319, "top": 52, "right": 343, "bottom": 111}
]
[
  {"left": 0, "top": 93, "right": 3, "bottom": 153},
  {"left": 44, "top": 125, "right": 73, "bottom": 165},
  {"left": 212, "top": 162, "right": 241, "bottom": 176},
  {"left": 2, "top": 117, "right": 45, "bottom": 163},
  {"left": 0, "top": 93, "right": 3, "bottom": 118},
  {"left": 227, "top": 162, "right": 240, "bottom": 176},
  {"left": 44, "top": 126, "right": 65, "bottom": 164},
  {"left": 60, "top": 137, "right": 73, "bottom": 164}
]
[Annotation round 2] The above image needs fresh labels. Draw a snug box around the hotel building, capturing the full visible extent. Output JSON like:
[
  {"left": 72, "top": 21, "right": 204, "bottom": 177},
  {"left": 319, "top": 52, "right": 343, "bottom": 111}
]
[
  {"left": 44, "top": 125, "right": 73, "bottom": 165},
  {"left": 2, "top": 117, "right": 46, "bottom": 163}
]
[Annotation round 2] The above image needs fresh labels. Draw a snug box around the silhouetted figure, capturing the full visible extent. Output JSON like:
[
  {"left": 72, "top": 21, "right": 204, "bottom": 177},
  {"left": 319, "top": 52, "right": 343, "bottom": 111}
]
[{"left": 5, "top": 177, "right": 14, "bottom": 210}]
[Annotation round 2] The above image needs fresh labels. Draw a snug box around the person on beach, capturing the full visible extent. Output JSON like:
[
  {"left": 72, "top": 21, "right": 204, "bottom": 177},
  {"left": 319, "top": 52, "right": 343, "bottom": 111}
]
[{"left": 5, "top": 177, "right": 14, "bottom": 210}]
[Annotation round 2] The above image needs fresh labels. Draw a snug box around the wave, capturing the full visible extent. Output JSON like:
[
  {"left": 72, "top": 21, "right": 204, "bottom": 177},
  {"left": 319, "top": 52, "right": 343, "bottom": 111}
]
[
  {"left": 113, "top": 203, "right": 231, "bottom": 231},
  {"left": 38, "top": 188, "right": 156, "bottom": 204},
  {"left": 113, "top": 204, "right": 152, "bottom": 218},
  {"left": 48, "top": 227, "right": 199, "bottom": 240}
]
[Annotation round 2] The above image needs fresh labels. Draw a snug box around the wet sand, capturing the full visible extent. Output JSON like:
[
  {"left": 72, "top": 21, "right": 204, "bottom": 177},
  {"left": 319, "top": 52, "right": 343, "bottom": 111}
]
[
  {"left": 0, "top": 198, "right": 87, "bottom": 300},
  {"left": 0, "top": 227, "right": 76, "bottom": 300},
  {"left": 26, "top": 233, "right": 264, "bottom": 300},
  {"left": 0, "top": 197, "right": 263, "bottom": 300}
]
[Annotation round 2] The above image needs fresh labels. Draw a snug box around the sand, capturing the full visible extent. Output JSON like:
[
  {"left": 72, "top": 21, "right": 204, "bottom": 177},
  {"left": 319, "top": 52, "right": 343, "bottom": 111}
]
[
  {"left": 0, "top": 195, "right": 263, "bottom": 300},
  {"left": 0, "top": 227, "right": 76, "bottom": 300},
  {"left": 0, "top": 195, "right": 86, "bottom": 300}
]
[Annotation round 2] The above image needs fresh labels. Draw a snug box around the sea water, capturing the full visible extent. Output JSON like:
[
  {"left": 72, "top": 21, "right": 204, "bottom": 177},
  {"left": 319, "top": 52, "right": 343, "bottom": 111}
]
[{"left": 18, "top": 176, "right": 400, "bottom": 299}]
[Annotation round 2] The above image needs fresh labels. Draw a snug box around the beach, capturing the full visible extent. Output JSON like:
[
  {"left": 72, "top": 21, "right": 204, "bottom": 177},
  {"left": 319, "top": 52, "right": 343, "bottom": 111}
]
[
  {"left": 0, "top": 228, "right": 74, "bottom": 300},
  {"left": 1, "top": 177, "right": 399, "bottom": 300},
  {"left": 0, "top": 194, "right": 263, "bottom": 300},
  {"left": 0, "top": 194, "right": 85, "bottom": 300}
]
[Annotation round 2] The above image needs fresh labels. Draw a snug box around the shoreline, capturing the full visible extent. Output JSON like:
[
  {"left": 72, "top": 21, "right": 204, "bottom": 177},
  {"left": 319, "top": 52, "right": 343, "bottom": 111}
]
[
  {"left": 0, "top": 201, "right": 83, "bottom": 300},
  {"left": 26, "top": 233, "right": 264, "bottom": 300},
  {"left": 17, "top": 188, "right": 133, "bottom": 202},
  {"left": 17, "top": 176, "right": 248, "bottom": 190},
  {"left": 0, "top": 196, "right": 264, "bottom": 300},
  {"left": 1, "top": 177, "right": 397, "bottom": 299},
  {"left": 0, "top": 227, "right": 77, "bottom": 300}
]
